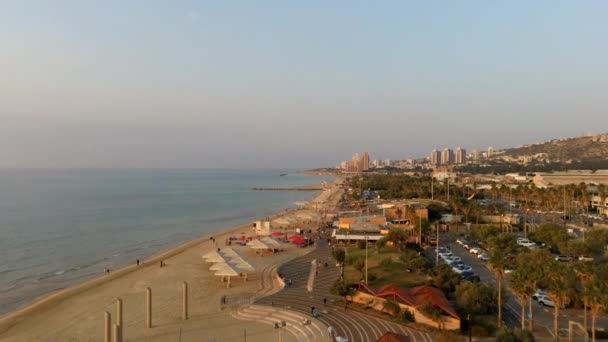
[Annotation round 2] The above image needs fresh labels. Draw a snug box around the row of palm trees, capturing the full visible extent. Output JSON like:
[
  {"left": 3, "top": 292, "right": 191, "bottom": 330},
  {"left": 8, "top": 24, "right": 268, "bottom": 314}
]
[
  {"left": 485, "top": 233, "right": 608, "bottom": 341},
  {"left": 359, "top": 174, "right": 607, "bottom": 219}
]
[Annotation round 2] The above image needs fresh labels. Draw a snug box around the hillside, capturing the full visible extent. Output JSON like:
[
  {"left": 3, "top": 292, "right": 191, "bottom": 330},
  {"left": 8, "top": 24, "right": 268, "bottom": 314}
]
[{"left": 499, "top": 133, "right": 608, "bottom": 163}]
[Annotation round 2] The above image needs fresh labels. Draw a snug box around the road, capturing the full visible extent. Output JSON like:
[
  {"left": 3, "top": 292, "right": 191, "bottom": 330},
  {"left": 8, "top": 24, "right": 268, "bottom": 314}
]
[
  {"left": 437, "top": 233, "right": 608, "bottom": 339},
  {"left": 256, "top": 240, "right": 434, "bottom": 342}
]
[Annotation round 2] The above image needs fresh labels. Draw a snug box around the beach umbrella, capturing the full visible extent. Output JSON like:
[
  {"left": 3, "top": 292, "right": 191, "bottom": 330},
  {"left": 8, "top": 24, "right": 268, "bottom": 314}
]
[
  {"left": 210, "top": 262, "right": 231, "bottom": 271},
  {"left": 246, "top": 239, "right": 269, "bottom": 250}
]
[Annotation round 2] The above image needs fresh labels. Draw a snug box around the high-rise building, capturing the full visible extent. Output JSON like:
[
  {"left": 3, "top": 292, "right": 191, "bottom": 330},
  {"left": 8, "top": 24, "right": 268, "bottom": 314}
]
[
  {"left": 472, "top": 149, "right": 480, "bottom": 162},
  {"left": 430, "top": 149, "right": 440, "bottom": 166},
  {"left": 455, "top": 147, "right": 466, "bottom": 164},
  {"left": 385, "top": 159, "right": 391, "bottom": 167},
  {"left": 487, "top": 146, "right": 494, "bottom": 158},
  {"left": 360, "top": 152, "right": 370, "bottom": 171},
  {"left": 372, "top": 159, "right": 380, "bottom": 168},
  {"left": 441, "top": 148, "right": 454, "bottom": 164}
]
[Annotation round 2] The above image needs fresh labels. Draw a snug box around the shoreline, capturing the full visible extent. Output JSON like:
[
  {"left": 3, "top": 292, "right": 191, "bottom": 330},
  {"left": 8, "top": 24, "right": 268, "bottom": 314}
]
[{"left": 0, "top": 179, "right": 339, "bottom": 335}]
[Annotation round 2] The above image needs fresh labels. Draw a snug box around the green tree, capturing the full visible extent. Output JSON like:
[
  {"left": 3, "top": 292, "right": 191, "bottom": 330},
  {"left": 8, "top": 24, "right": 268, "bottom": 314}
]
[
  {"left": 333, "top": 248, "right": 346, "bottom": 280},
  {"left": 508, "top": 269, "right": 534, "bottom": 331},
  {"left": 585, "top": 265, "right": 608, "bottom": 342},
  {"left": 488, "top": 233, "right": 517, "bottom": 328},
  {"left": 432, "top": 264, "right": 461, "bottom": 296},
  {"left": 455, "top": 281, "right": 496, "bottom": 316},
  {"left": 540, "top": 261, "right": 575, "bottom": 340}
]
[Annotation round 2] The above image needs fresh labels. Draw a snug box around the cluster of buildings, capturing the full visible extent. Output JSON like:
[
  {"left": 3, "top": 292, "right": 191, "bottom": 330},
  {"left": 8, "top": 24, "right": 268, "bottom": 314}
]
[
  {"left": 429, "top": 146, "right": 495, "bottom": 166},
  {"left": 337, "top": 152, "right": 370, "bottom": 172}
]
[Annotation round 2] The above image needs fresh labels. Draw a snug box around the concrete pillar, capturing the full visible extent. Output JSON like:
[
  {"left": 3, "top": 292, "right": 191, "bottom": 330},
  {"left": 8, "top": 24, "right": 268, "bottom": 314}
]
[
  {"left": 182, "top": 281, "right": 188, "bottom": 321},
  {"left": 116, "top": 298, "right": 123, "bottom": 328},
  {"left": 227, "top": 276, "right": 231, "bottom": 289},
  {"left": 112, "top": 324, "right": 120, "bottom": 342},
  {"left": 146, "top": 287, "right": 152, "bottom": 328},
  {"left": 104, "top": 312, "right": 111, "bottom": 342}
]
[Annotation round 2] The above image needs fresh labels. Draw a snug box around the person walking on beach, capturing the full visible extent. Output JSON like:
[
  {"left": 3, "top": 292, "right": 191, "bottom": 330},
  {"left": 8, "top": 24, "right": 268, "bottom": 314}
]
[
  {"left": 136, "top": 259, "right": 140, "bottom": 265},
  {"left": 323, "top": 298, "right": 327, "bottom": 305}
]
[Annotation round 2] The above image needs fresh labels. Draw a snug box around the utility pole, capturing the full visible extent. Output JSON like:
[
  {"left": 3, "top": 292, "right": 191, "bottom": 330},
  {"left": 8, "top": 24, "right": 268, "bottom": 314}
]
[
  {"left": 419, "top": 215, "right": 422, "bottom": 245},
  {"left": 563, "top": 185, "right": 567, "bottom": 229},
  {"left": 435, "top": 223, "right": 440, "bottom": 266},
  {"left": 431, "top": 176, "right": 434, "bottom": 200},
  {"left": 447, "top": 179, "right": 450, "bottom": 202},
  {"left": 365, "top": 236, "right": 368, "bottom": 283}
]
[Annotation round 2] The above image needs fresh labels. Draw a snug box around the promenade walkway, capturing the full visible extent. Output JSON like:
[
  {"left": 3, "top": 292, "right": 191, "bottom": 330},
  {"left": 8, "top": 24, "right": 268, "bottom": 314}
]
[{"left": 253, "top": 241, "right": 434, "bottom": 342}]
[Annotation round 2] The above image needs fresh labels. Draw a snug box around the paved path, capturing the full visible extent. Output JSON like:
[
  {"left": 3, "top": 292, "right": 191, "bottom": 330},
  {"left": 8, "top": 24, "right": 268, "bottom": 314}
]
[{"left": 255, "top": 241, "right": 434, "bottom": 342}]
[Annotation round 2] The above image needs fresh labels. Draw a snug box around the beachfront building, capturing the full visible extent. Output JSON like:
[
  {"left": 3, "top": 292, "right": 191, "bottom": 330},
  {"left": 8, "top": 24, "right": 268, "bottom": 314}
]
[
  {"left": 351, "top": 282, "right": 460, "bottom": 330},
  {"left": 332, "top": 215, "right": 388, "bottom": 243}
]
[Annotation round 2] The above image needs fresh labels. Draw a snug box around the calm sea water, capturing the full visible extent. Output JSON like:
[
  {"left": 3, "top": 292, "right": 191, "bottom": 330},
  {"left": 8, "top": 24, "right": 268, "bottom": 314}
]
[{"left": 0, "top": 169, "right": 333, "bottom": 314}]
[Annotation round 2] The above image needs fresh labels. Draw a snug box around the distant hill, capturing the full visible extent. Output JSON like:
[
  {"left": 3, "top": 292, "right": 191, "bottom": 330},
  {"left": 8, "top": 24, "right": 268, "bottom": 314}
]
[{"left": 499, "top": 133, "right": 608, "bottom": 163}]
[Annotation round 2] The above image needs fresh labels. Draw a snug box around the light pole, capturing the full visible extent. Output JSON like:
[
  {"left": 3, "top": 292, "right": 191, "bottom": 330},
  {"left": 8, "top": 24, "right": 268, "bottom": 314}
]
[
  {"left": 435, "top": 223, "right": 440, "bottom": 266},
  {"left": 431, "top": 176, "right": 434, "bottom": 201},
  {"left": 419, "top": 215, "right": 422, "bottom": 246},
  {"left": 364, "top": 235, "right": 368, "bottom": 283}
]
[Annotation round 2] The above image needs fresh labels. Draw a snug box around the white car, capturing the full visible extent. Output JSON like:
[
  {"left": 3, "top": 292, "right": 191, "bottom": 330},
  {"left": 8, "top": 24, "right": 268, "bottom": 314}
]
[
  {"left": 445, "top": 256, "right": 462, "bottom": 265},
  {"left": 537, "top": 295, "right": 566, "bottom": 308},
  {"left": 469, "top": 247, "right": 481, "bottom": 255},
  {"left": 532, "top": 289, "right": 546, "bottom": 300},
  {"left": 452, "top": 264, "right": 473, "bottom": 274}
]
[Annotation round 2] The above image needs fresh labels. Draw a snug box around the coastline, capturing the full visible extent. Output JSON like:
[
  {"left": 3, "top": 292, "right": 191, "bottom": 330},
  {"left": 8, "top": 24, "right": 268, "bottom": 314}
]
[{"left": 0, "top": 178, "right": 341, "bottom": 338}]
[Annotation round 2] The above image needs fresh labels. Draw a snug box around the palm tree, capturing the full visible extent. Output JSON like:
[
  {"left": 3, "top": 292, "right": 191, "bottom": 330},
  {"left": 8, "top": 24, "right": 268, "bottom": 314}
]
[
  {"left": 586, "top": 276, "right": 608, "bottom": 342},
  {"left": 488, "top": 233, "right": 517, "bottom": 328},
  {"left": 576, "top": 262, "right": 595, "bottom": 332},
  {"left": 542, "top": 261, "right": 575, "bottom": 341},
  {"left": 508, "top": 269, "right": 533, "bottom": 330}
]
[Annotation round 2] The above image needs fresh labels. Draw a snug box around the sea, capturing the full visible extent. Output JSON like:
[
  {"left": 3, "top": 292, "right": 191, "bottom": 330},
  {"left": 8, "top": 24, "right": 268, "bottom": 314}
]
[{"left": 0, "top": 169, "right": 334, "bottom": 315}]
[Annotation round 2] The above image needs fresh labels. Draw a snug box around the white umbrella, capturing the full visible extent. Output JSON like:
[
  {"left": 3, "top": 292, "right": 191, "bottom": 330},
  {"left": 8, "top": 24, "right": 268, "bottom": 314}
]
[
  {"left": 246, "top": 239, "right": 269, "bottom": 250},
  {"left": 210, "top": 262, "right": 231, "bottom": 271},
  {"left": 260, "top": 237, "right": 280, "bottom": 247}
]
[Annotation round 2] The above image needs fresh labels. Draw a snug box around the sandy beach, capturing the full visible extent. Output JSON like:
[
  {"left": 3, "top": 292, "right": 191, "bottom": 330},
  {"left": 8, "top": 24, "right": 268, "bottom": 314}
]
[{"left": 0, "top": 180, "right": 343, "bottom": 341}]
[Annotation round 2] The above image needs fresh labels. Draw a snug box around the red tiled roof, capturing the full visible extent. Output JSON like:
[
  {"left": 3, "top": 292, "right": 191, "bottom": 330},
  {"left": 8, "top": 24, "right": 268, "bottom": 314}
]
[
  {"left": 377, "top": 331, "right": 410, "bottom": 342},
  {"left": 354, "top": 282, "right": 459, "bottom": 319}
]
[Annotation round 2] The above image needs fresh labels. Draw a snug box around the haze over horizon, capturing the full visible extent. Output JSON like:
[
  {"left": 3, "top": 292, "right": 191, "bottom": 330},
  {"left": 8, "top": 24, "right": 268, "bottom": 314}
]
[{"left": 2, "top": 1, "right": 608, "bottom": 169}]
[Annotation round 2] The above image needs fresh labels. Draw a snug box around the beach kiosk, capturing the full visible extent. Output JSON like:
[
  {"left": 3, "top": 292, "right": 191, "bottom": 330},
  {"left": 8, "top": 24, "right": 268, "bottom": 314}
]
[{"left": 252, "top": 221, "right": 271, "bottom": 235}]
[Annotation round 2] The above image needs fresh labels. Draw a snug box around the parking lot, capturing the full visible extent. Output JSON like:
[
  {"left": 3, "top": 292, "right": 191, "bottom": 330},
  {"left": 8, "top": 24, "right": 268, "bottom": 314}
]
[{"left": 429, "top": 233, "right": 606, "bottom": 338}]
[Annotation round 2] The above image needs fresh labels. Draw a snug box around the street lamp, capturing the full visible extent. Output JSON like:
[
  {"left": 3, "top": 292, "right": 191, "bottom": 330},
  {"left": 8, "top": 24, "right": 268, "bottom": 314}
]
[
  {"left": 365, "top": 235, "right": 368, "bottom": 283},
  {"left": 435, "top": 223, "right": 440, "bottom": 266}
]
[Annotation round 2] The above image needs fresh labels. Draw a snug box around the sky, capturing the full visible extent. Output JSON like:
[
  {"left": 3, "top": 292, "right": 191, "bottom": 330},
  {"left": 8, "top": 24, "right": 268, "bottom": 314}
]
[{"left": 1, "top": 1, "right": 608, "bottom": 168}]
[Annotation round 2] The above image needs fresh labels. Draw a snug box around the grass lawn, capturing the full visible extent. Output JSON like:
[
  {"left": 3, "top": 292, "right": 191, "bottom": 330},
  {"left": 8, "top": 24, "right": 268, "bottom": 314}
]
[{"left": 343, "top": 245, "right": 428, "bottom": 288}]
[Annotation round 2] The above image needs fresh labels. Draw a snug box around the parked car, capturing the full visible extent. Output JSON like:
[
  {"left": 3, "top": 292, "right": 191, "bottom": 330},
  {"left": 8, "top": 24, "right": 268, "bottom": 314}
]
[
  {"left": 462, "top": 274, "right": 481, "bottom": 283},
  {"left": 477, "top": 253, "right": 489, "bottom": 262},
  {"left": 532, "top": 289, "right": 546, "bottom": 300},
  {"left": 469, "top": 247, "right": 481, "bottom": 255},
  {"left": 452, "top": 264, "right": 473, "bottom": 274},
  {"left": 445, "top": 256, "right": 462, "bottom": 265},
  {"left": 537, "top": 295, "right": 566, "bottom": 308},
  {"left": 554, "top": 255, "right": 573, "bottom": 262},
  {"left": 578, "top": 256, "right": 594, "bottom": 262}
]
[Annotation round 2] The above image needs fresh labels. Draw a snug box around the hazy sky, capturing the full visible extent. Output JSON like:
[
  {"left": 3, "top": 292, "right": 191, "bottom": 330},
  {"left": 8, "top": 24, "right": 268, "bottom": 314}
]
[{"left": 2, "top": 1, "right": 607, "bottom": 168}]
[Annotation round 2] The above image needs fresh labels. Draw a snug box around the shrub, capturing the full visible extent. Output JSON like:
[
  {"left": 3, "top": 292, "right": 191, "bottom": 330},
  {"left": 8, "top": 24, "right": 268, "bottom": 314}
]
[
  {"left": 357, "top": 240, "right": 367, "bottom": 249},
  {"left": 471, "top": 325, "right": 492, "bottom": 337},
  {"left": 368, "top": 273, "right": 377, "bottom": 282},
  {"left": 382, "top": 299, "right": 400, "bottom": 317},
  {"left": 353, "top": 259, "right": 365, "bottom": 274},
  {"left": 380, "top": 257, "right": 393, "bottom": 267},
  {"left": 401, "top": 307, "right": 415, "bottom": 323}
]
